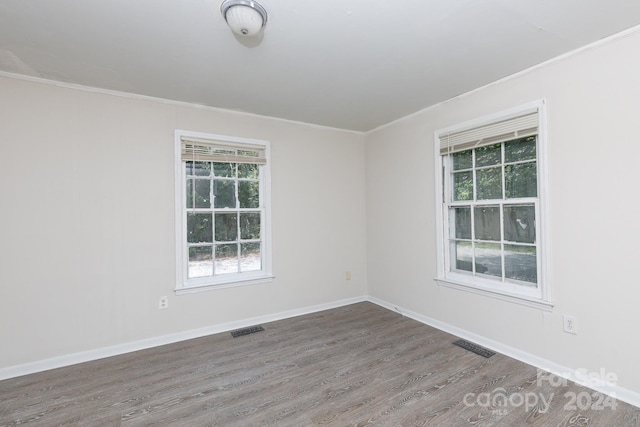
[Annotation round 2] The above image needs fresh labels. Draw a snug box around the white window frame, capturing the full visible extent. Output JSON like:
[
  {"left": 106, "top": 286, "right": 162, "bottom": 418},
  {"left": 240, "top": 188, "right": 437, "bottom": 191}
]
[
  {"left": 174, "top": 129, "right": 273, "bottom": 295},
  {"left": 434, "top": 100, "right": 552, "bottom": 311}
]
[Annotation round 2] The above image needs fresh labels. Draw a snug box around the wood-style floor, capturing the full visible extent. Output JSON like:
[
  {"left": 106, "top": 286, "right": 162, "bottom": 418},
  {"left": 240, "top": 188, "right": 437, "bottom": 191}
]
[{"left": 1, "top": 302, "right": 638, "bottom": 426}]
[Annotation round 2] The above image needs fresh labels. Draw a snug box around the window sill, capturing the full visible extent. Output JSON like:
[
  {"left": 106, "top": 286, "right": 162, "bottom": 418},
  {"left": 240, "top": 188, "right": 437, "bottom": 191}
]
[
  {"left": 175, "top": 275, "right": 274, "bottom": 295},
  {"left": 435, "top": 277, "right": 554, "bottom": 311}
]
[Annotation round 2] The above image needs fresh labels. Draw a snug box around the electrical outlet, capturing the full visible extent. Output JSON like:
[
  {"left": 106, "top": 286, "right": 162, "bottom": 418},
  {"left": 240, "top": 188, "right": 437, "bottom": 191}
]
[
  {"left": 563, "top": 315, "right": 577, "bottom": 334},
  {"left": 159, "top": 296, "right": 169, "bottom": 310},
  {"left": 345, "top": 271, "right": 351, "bottom": 280}
]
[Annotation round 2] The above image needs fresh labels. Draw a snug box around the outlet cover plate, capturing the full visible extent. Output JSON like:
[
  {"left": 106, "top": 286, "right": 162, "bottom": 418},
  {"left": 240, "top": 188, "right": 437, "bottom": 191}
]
[{"left": 563, "top": 314, "right": 578, "bottom": 334}]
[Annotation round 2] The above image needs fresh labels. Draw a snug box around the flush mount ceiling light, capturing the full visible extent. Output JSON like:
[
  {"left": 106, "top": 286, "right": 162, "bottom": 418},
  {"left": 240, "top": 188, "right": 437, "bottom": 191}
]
[{"left": 220, "top": 0, "right": 268, "bottom": 37}]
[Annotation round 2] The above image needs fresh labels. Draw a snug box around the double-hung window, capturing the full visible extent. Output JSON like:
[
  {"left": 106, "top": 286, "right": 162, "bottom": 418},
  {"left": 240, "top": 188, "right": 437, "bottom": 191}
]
[
  {"left": 434, "top": 101, "right": 551, "bottom": 309},
  {"left": 175, "top": 130, "right": 272, "bottom": 293}
]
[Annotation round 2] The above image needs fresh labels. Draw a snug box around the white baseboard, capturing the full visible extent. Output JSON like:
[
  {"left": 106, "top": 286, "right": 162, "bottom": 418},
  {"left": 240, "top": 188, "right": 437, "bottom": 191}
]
[
  {"left": 0, "top": 295, "right": 366, "bottom": 381},
  {"left": 367, "top": 296, "right": 640, "bottom": 409},
  {"left": 3, "top": 294, "right": 639, "bottom": 410}
]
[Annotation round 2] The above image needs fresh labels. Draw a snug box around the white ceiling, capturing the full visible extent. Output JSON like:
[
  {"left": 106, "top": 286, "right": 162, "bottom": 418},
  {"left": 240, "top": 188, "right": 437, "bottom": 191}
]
[{"left": 1, "top": 1, "right": 640, "bottom": 132}]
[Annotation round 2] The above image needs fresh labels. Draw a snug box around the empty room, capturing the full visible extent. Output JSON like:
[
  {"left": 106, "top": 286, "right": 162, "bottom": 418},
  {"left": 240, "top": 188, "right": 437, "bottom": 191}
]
[{"left": 1, "top": 1, "right": 640, "bottom": 425}]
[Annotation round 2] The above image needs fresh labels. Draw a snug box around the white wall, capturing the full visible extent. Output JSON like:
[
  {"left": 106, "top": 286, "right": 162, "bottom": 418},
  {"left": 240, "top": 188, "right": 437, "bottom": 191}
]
[
  {"left": 0, "top": 76, "right": 367, "bottom": 369},
  {"left": 366, "top": 29, "right": 640, "bottom": 397}
]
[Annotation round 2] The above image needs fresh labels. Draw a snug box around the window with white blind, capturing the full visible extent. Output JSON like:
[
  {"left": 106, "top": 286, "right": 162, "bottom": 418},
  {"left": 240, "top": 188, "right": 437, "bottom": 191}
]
[
  {"left": 174, "top": 130, "right": 272, "bottom": 293},
  {"left": 434, "top": 101, "right": 552, "bottom": 310}
]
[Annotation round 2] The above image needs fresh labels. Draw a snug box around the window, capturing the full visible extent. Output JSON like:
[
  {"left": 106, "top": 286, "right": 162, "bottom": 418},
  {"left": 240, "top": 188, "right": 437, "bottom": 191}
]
[
  {"left": 434, "top": 101, "right": 551, "bottom": 309},
  {"left": 175, "top": 130, "right": 272, "bottom": 293}
]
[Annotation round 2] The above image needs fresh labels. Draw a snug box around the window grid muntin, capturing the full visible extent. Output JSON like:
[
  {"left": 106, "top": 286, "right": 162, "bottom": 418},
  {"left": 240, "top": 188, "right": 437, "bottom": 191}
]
[{"left": 447, "top": 137, "right": 539, "bottom": 287}]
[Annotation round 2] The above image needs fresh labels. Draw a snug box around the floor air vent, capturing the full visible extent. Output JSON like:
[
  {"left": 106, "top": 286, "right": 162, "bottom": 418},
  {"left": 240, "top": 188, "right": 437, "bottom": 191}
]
[
  {"left": 453, "top": 339, "right": 496, "bottom": 358},
  {"left": 231, "top": 325, "right": 264, "bottom": 338}
]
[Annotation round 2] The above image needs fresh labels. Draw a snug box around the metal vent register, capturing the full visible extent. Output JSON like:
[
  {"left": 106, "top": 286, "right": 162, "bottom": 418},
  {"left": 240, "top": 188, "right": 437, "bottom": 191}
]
[
  {"left": 453, "top": 339, "right": 496, "bottom": 358},
  {"left": 231, "top": 325, "right": 265, "bottom": 338}
]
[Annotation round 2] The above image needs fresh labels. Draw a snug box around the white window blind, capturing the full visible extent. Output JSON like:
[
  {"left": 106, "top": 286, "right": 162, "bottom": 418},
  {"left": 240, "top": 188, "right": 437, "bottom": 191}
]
[
  {"left": 439, "top": 109, "right": 539, "bottom": 155},
  {"left": 181, "top": 136, "right": 267, "bottom": 164}
]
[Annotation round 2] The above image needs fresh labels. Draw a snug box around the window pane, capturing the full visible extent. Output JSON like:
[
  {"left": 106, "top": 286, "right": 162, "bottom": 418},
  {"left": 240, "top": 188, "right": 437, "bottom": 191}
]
[
  {"left": 505, "top": 163, "right": 537, "bottom": 198},
  {"left": 240, "top": 212, "right": 261, "bottom": 239},
  {"left": 238, "top": 163, "right": 259, "bottom": 179},
  {"left": 186, "top": 179, "right": 194, "bottom": 209},
  {"left": 185, "top": 161, "right": 211, "bottom": 177},
  {"left": 475, "top": 143, "right": 501, "bottom": 167},
  {"left": 452, "top": 150, "right": 472, "bottom": 170},
  {"left": 504, "top": 205, "right": 535, "bottom": 243},
  {"left": 186, "top": 179, "right": 211, "bottom": 209},
  {"left": 450, "top": 240, "right": 472, "bottom": 272},
  {"left": 213, "top": 162, "right": 235, "bottom": 177},
  {"left": 215, "top": 213, "right": 237, "bottom": 242},
  {"left": 505, "top": 244, "right": 537, "bottom": 284},
  {"left": 188, "top": 246, "right": 213, "bottom": 278},
  {"left": 505, "top": 136, "right": 536, "bottom": 163},
  {"left": 187, "top": 213, "right": 212, "bottom": 243},
  {"left": 241, "top": 242, "right": 261, "bottom": 272},
  {"left": 453, "top": 171, "right": 473, "bottom": 201},
  {"left": 214, "top": 179, "right": 236, "bottom": 208},
  {"left": 474, "top": 206, "right": 500, "bottom": 241},
  {"left": 475, "top": 242, "right": 502, "bottom": 278},
  {"left": 238, "top": 181, "right": 259, "bottom": 208},
  {"left": 215, "top": 244, "right": 238, "bottom": 274},
  {"left": 449, "top": 207, "right": 471, "bottom": 239},
  {"left": 476, "top": 167, "right": 502, "bottom": 200}
]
